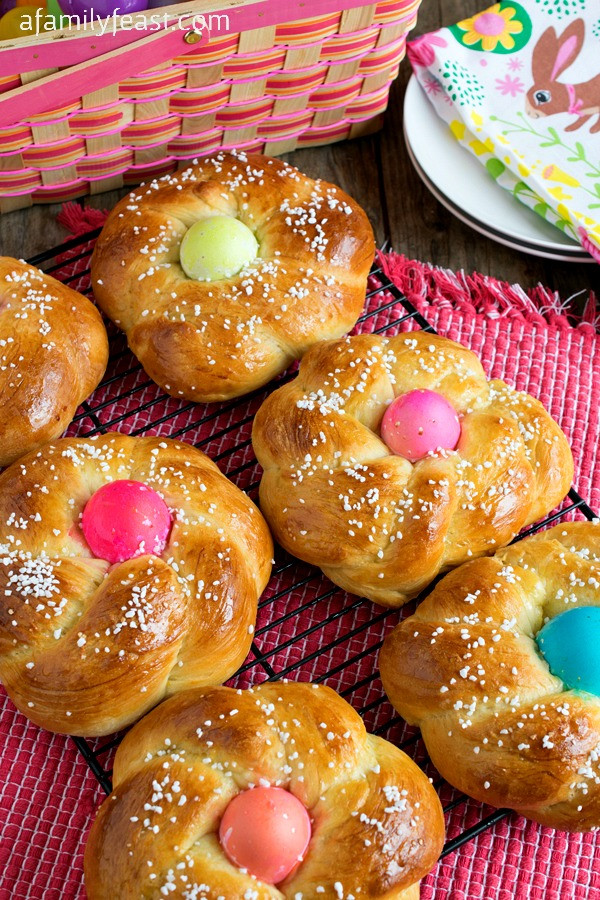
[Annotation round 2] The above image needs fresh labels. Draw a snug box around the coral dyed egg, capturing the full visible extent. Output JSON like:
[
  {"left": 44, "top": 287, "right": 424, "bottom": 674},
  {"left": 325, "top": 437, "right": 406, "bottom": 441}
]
[
  {"left": 381, "top": 389, "right": 461, "bottom": 462},
  {"left": 81, "top": 480, "right": 171, "bottom": 564},
  {"left": 179, "top": 216, "right": 259, "bottom": 281},
  {"left": 536, "top": 607, "right": 600, "bottom": 696},
  {"left": 219, "top": 786, "right": 311, "bottom": 883}
]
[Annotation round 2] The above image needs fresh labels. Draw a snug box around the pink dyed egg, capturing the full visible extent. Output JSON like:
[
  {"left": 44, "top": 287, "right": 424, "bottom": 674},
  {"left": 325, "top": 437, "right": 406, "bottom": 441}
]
[
  {"left": 219, "top": 786, "right": 311, "bottom": 883},
  {"left": 81, "top": 480, "right": 171, "bottom": 564},
  {"left": 381, "top": 389, "right": 461, "bottom": 462}
]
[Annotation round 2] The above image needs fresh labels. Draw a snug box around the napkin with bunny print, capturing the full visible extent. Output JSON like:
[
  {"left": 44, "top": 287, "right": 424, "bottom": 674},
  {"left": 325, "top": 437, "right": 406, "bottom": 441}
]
[{"left": 408, "top": 1, "right": 600, "bottom": 261}]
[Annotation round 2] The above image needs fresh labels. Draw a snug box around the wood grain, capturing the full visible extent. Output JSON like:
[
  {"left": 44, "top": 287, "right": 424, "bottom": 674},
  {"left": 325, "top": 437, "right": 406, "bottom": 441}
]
[{"left": 0, "top": 0, "right": 598, "bottom": 305}]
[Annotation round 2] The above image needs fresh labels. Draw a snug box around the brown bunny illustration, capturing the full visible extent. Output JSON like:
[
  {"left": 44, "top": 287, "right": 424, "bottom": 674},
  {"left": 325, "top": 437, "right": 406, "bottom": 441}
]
[{"left": 526, "top": 19, "right": 600, "bottom": 132}]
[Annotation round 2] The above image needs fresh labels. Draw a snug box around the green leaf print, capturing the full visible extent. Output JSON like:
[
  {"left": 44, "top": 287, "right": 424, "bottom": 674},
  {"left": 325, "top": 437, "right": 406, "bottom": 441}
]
[
  {"left": 440, "top": 61, "right": 485, "bottom": 106},
  {"left": 534, "top": 0, "right": 588, "bottom": 19},
  {"left": 486, "top": 159, "right": 506, "bottom": 179}
]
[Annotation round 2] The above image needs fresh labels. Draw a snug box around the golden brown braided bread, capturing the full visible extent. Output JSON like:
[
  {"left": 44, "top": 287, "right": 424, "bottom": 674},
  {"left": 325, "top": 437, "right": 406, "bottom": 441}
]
[
  {"left": 84, "top": 682, "right": 445, "bottom": 898},
  {"left": 0, "top": 434, "right": 272, "bottom": 736},
  {"left": 0, "top": 257, "right": 108, "bottom": 467},
  {"left": 252, "top": 332, "right": 573, "bottom": 607},
  {"left": 380, "top": 521, "right": 600, "bottom": 831},
  {"left": 91, "top": 151, "right": 374, "bottom": 402}
]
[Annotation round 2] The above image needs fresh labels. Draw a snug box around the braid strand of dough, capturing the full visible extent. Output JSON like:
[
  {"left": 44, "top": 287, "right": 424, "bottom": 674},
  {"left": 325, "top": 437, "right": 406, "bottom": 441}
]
[
  {"left": 0, "top": 257, "right": 108, "bottom": 467},
  {"left": 252, "top": 333, "right": 573, "bottom": 607},
  {"left": 91, "top": 151, "right": 374, "bottom": 402},
  {"left": 380, "top": 521, "right": 600, "bottom": 831},
  {"left": 0, "top": 434, "right": 272, "bottom": 736},
  {"left": 84, "top": 682, "right": 445, "bottom": 898}
]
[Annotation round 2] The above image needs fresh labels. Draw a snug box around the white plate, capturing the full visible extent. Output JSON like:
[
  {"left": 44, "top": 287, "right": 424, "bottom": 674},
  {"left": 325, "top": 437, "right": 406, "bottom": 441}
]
[
  {"left": 405, "top": 140, "right": 595, "bottom": 263},
  {"left": 403, "top": 75, "right": 593, "bottom": 263}
]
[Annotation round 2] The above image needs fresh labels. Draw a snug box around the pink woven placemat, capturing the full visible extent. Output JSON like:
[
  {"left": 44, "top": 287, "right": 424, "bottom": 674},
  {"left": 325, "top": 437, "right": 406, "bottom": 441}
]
[{"left": 0, "top": 243, "right": 599, "bottom": 900}]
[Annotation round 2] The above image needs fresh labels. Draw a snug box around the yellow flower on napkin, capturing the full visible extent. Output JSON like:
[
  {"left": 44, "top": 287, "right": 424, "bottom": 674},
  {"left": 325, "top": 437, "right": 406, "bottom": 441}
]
[
  {"left": 457, "top": 4, "right": 523, "bottom": 52},
  {"left": 542, "top": 165, "right": 580, "bottom": 188}
]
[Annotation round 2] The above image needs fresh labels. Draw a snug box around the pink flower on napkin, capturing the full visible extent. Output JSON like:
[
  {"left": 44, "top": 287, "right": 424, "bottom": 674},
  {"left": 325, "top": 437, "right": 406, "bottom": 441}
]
[
  {"left": 495, "top": 74, "right": 525, "bottom": 97},
  {"left": 423, "top": 76, "right": 443, "bottom": 96},
  {"left": 408, "top": 32, "right": 448, "bottom": 68}
]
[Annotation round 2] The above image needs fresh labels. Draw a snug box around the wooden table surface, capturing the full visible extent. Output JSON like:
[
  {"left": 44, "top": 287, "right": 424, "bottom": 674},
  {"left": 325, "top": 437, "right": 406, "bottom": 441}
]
[{"left": 1, "top": 0, "right": 598, "bottom": 305}]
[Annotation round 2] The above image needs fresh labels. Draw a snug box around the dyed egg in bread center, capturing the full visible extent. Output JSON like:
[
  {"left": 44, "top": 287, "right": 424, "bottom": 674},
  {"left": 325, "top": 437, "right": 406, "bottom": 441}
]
[
  {"left": 179, "top": 215, "right": 259, "bottom": 281},
  {"left": 381, "top": 389, "right": 461, "bottom": 462},
  {"left": 536, "top": 607, "right": 600, "bottom": 696},
  {"left": 81, "top": 480, "right": 171, "bottom": 564},
  {"left": 219, "top": 786, "right": 311, "bottom": 883}
]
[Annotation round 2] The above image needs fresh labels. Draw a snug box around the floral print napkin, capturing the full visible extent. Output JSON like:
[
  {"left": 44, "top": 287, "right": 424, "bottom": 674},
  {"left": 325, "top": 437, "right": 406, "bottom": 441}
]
[{"left": 408, "top": 1, "right": 600, "bottom": 261}]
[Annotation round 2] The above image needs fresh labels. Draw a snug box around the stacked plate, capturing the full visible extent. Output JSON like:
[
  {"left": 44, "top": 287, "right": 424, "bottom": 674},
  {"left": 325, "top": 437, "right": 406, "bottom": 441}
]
[{"left": 403, "top": 76, "right": 594, "bottom": 264}]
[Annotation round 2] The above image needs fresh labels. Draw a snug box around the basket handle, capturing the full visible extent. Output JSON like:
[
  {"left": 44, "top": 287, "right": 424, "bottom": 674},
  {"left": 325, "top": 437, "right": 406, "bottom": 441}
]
[
  {"left": 0, "top": 19, "right": 209, "bottom": 128},
  {"left": 0, "top": 0, "right": 378, "bottom": 128},
  {"left": 0, "top": 0, "right": 239, "bottom": 75}
]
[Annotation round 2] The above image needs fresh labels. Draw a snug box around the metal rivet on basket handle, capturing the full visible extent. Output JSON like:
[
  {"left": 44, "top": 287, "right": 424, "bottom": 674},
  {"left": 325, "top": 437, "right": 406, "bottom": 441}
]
[{"left": 183, "top": 29, "right": 204, "bottom": 45}]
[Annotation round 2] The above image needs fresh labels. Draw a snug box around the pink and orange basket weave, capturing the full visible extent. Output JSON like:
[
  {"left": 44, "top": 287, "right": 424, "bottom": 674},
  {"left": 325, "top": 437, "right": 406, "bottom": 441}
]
[{"left": 0, "top": 0, "right": 421, "bottom": 213}]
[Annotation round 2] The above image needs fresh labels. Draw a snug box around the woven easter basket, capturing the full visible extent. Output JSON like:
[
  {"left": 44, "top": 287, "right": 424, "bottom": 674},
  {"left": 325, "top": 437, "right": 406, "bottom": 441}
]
[{"left": 0, "top": 0, "right": 420, "bottom": 213}]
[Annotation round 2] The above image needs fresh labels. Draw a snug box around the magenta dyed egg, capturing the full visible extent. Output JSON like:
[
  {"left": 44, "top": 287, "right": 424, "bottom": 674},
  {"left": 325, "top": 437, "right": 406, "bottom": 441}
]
[
  {"left": 81, "top": 479, "right": 171, "bottom": 564},
  {"left": 219, "top": 786, "right": 311, "bottom": 883},
  {"left": 381, "top": 389, "right": 461, "bottom": 461}
]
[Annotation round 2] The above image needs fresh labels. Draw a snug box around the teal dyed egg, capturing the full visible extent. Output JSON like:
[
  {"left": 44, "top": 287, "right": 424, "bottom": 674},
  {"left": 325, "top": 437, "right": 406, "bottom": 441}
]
[{"left": 536, "top": 607, "right": 600, "bottom": 696}]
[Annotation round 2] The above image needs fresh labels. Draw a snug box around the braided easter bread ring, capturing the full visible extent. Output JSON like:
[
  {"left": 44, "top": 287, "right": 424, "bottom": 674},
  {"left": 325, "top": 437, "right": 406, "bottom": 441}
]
[
  {"left": 84, "top": 682, "right": 445, "bottom": 898},
  {"left": 252, "top": 332, "right": 573, "bottom": 607},
  {"left": 0, "top": 434, "right": 272, "bottom": 736},
  {"left": 91, "top": 151, "right": 374, "bottom": 402},
  {"left": 380, "top": 521, "right": 600, "bottom": 831},
  {"left": 0, "top": 257, "right": 108, "bottom": 467}
]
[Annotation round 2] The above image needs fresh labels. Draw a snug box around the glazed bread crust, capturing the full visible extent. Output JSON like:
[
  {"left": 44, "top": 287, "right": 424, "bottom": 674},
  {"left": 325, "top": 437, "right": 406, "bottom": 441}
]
[
  {"left": 0, "top": 434, "right": 272, "bottom": 736},
  {"left": 91, "top": 151, "right": 374, "bottom": 402},
  {"left": 380, "top": 522, "right": 600, "bottom": 831},
  {"left": 0, "top": 257, "right": 108, "bottom": 467},
  {"left": 84, "top": 682, "right": 445, "bottom": 899},
  {"left": 252, "top": 332, "right": 573, "bottom": 607}
]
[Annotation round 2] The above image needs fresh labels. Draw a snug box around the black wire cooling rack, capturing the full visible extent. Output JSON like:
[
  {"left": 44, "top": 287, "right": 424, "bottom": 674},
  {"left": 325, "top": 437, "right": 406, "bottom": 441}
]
[{"left": 27, "top": 230, "right": 598, "bottom": 872}]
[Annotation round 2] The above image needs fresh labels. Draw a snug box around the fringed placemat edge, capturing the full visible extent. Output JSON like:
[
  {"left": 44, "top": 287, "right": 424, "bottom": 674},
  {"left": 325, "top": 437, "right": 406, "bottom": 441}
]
[{"left": 379, "top": 250, "right": 599, "bottom": 334}]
